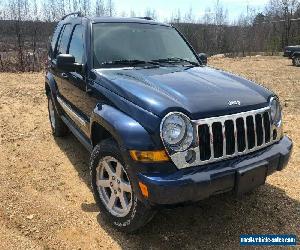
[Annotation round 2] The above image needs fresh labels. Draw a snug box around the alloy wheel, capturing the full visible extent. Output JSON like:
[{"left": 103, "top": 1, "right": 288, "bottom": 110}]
[{"left": 96, "top": 156, "right": 133, "bottom": 217}]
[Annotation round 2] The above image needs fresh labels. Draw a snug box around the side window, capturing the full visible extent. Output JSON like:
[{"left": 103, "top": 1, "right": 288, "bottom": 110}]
[
  {"left": 68, "top": 25, "right": 84, "bottom": 64},
  {"left": 50, "top": 23, "right": 63, "bottom": 55},
  {"left": 56, "top": 24, "right": 72, "bottom": 56}
]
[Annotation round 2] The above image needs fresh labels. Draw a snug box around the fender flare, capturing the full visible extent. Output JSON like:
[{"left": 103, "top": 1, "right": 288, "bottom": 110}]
[
  {"left": 45, "top": 72, "right": 65, "bottom": 115},
  {"left": 45, "top": 72, "right": 58, "bottom": 97},
  {"left": 292, "top": 51, "right": 300, "bottom": 58},
  {"left": 90, "top": 104, "right": 159, "bottom": 151}
]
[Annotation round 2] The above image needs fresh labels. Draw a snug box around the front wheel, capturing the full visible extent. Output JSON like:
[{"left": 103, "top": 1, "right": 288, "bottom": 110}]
[
  {"left": 292, "top": 56, "right": 300, "bottom": 67},
  {"left": 90, "top": 138, "right": 155, "bottom": 232}
]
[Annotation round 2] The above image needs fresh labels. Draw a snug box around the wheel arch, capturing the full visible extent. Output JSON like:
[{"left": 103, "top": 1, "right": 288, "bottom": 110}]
[
  {"left": 45, "top": 72, "right": 58, "bottom": 97},
  {"left": 90, "top": 122, "right": 115, "bottom": 147},
  {"left": 90, "top": 104, "right": 159, "bottom": 151}
]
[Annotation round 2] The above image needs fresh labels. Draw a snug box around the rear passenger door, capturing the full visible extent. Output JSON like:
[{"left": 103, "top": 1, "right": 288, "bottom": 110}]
[
  {"left": 62, "top": 24, "right": 90, "bottom": 134},
  {"left": 54, "top": 23, "right": 87, "bottom": 133},
  {"left": 64, "top": 24, "right": 87, "bottom": 112}
]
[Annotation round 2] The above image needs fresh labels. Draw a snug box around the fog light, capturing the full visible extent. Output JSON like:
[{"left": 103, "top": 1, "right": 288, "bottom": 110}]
[{"left": 185, "top": 150, "right": 196, "bottom": 163}]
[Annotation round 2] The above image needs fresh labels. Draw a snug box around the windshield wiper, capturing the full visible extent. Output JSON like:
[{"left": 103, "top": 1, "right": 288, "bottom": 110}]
[
  {"left": 152, "top": 57, "right": 200, "bottom": 66},
  {"left": 101, "top": 59, "right": 160, "bottom": 67}
]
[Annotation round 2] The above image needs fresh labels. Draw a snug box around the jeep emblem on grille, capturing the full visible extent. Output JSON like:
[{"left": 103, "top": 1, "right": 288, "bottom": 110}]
[{"left": 228, "top": 100, "right": 241, "bottom": 106}]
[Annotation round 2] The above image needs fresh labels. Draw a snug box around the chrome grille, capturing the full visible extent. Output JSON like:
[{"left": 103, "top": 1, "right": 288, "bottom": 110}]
[
  {"left": 168, "top": 107, "right": 281, "bottom": 169},
  {"left": 195, "top": 107, "right": 278, "bottom": 165}
]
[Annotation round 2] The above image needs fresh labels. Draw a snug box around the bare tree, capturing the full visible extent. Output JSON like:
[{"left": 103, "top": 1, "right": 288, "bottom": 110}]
[
  {"left": 95, "top": 0, "right": 105, "bottom": 16},
  {"left": 144, "top": 8, "right": 157, "bottom": 19},
  {"left": 9, "top": 0, "right": 30, "bottom": 71},
  {"left": 82, "top": 0, "right": 91, "bottom": 16},
  {"left": 265, "top": 0, "right": 300, "bottom": 46},
  {"left": 106, "top": 0, "right": 114, "bottom": 17},
  {"left": 184, "top": 7, "right": 194, "bottom": 23},
  {"left": 129, "top": 9, "right": 136, "bottom": 17},
  {"left": 213, "top": 0, "right": 228, "bottom": 53}
]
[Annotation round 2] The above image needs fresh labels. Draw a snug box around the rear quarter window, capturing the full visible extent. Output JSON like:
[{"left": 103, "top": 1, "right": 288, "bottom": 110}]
[
  {"left": 56, "top": 24, "right": 72, "bottom": 56},
  {"left": 49, "top": 23, "right": 63, "bottom": 58}
]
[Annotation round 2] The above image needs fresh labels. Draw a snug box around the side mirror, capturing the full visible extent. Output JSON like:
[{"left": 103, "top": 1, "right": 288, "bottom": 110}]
[
  {"left": 198, "top": 53, "right": 207, "bottom": 66},
  {"left": 56, "top": 54, "right": 82, "bottom": 72}
]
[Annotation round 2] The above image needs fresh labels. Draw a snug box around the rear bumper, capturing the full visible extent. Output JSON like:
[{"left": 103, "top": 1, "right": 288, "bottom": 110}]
[{"left": 138, "top": 136, "right": 292, "bottom": 205}]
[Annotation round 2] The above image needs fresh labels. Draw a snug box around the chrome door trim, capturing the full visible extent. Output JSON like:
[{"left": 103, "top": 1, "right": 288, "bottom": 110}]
[{"left": 57, "top": 96, "right": 88, "bottom": 127}]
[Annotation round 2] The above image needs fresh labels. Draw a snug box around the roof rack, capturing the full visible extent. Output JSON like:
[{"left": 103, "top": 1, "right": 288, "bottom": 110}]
[
  {"left": 61, "top": 12, "right": 83, "bottom": 20},
  {"left": 134, "top": 17, "right": 153, "bottom": 21}
]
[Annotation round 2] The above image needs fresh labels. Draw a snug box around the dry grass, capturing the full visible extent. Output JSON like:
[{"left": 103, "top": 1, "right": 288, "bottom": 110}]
[{"left": 0, "top": 56, "right": 299, "bottom": 249}]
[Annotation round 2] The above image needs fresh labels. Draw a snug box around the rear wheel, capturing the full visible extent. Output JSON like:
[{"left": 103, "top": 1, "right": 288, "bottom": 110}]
[
  {"left": 293, "top": 56, "right": 300, "bottom": 67},
  {"left": 90, "top": 138, "right": 155, "bottom": 232},
  {"left": 47, "top": 95, "right": 68, "bottom": 137}
]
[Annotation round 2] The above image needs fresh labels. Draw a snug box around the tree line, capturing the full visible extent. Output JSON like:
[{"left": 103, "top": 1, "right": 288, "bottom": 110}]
[{"left": 0, "top": 0, "right": 299, "bottom": 72}]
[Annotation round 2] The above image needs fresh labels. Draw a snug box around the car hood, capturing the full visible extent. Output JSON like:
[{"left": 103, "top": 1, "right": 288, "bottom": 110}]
[{"left": 93, "top": 66, "right": 272, "bottom": 119}]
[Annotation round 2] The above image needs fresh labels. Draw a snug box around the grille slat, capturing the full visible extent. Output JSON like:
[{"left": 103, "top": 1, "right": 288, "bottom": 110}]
[
  {"left": 252, "top": 114, "right": 257, "bottom": 147},
  {"left": 263, "top": 112, "right": 271, "bottom": 143},
  {"left": 246, "top": 116, "right": 255, "bottom": 149},
  {"left": 244, "top": 116, "right": 249, "bottom": 151},
  {"left": 198, "top": 109, "right": 273, "bottom": 163},
  {"left": 212, "top": 122, "right": 223, "bottom": 158},
  {"left": 236, "top": 117, "right": 246, "bottom": 152},
  {"left": 255, "top": 114, "right": 264, "bottom": 146},
  {"left": 233, "top": 119, "right": 238, "bottom": 154},
  {"left": 209, "top": 125, "right": 215, "bottom": 159},
  {"left": 261, "top": 113, "right": 266, "bottom": 145},
  {"left": 199, "top": 124, "right": 211, "bottom": 161},
  {"left": 225, "top": 120, "right": 235, "bottom": 155},
  {"left": 222, "top": 122, "right": 227, "bottom": 156}
]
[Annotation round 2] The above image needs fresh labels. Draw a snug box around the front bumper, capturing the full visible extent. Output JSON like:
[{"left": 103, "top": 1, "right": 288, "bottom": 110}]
[{"left": 138, "top": 136, "right": 292, "bottom": 205}]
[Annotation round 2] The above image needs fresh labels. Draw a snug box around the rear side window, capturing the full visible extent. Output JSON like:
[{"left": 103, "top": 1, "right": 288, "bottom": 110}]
[
  {"left": 68, "top": 25, "right": 84, "bottom": 64},
  {"left": 57, "top": 24, "right": 72, "bottom": 56},
  {"left": 50, "top": 24, "right": 62, "bottom": 52},
  {"left": 49, "top": 23, "right": 63, "bottom": 58}
]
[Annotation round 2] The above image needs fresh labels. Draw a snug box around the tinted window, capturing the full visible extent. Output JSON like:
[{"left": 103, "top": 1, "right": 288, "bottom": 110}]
[
  {"left": 57, "top": 24, "right": 72, "bottom": 56},
  {"left": 92, "top": 23, "right": 198, "bottom": 68},
  {"left": 50, "top": 23, "right": 63, "bottom": 57},
  {"left": 68, "top": 25, "right": 84, "bottom": 64}
]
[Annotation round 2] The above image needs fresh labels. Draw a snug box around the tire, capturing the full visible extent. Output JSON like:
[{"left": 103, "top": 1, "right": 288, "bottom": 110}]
[
  {"left": 293, "top": 56, "right": 300, "bottom": 67},
  {"left": 47, "top": 94, "right": 68, "bottom": 137},
  {"left": 90, "top": 138, "right": 155, "bottom": 233}
]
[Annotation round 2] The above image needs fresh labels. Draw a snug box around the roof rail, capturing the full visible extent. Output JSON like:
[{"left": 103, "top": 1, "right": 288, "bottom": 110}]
[
  {"left": 61, "top": 12, "right": 83, "bottom": 20},
  {"left": 134, "top": 17, "right": 153, "bottom": 21}
]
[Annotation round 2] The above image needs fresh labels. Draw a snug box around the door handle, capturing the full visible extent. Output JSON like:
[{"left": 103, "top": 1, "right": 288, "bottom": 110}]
[{"left": 61, "top": 73, "right": 69, "bottom": 79}]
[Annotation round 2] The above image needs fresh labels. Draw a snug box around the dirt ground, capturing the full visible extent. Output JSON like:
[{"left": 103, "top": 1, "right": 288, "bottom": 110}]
[{"left": 0, "top": 56, "right": 299, "bottom": 249}]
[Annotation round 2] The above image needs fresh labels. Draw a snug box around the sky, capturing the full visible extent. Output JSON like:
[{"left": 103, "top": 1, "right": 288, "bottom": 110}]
[{"left": 114, "top": 0, "right": 270, "bottom": 22}]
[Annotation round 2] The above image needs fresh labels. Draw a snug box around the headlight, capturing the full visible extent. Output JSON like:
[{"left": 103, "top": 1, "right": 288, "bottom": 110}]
[
  {"left": 269, "top": 96, "right": 281, "bottom": 126},
  {"left": 160, "top": 112, "right": 194, "bottom": 151}
]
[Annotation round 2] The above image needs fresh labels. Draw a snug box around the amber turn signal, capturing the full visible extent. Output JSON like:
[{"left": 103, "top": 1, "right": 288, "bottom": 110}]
[
  {"left": 129, "top": 150, "right": 169, "bottom": 162},
  {"left": 138, "top": 182, "right": 149, "bottom": 198}
]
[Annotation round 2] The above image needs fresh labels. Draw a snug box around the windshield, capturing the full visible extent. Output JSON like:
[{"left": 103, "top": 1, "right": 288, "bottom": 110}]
[{"left": 92, "top": 23, "right": 199, "bottom": 68}]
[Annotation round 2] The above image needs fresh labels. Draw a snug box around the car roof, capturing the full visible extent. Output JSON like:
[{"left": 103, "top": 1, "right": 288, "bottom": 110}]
[
  {"left": 61, "top": 16, "right": 171, "bottom": 27},
  {"left": 91, "top": 16, "right": 168, "bottom": 25}
]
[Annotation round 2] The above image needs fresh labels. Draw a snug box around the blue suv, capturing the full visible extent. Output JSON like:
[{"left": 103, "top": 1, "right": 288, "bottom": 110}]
[{"left": 45, "top": 12, "right": 293, "bottom": 232}]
